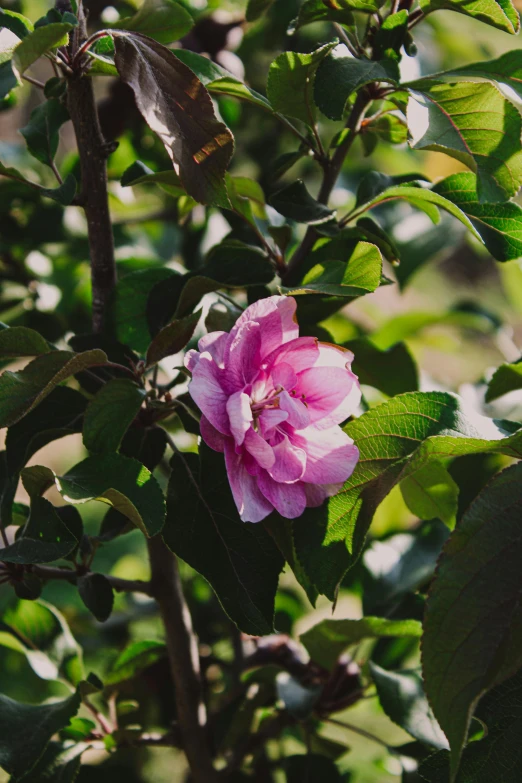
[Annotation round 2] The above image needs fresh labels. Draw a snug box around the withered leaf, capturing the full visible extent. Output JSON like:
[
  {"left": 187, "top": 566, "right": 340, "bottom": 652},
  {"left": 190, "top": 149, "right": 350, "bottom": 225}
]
[{"left": 113, "top": 33, "right": 234, "bottom": 207}]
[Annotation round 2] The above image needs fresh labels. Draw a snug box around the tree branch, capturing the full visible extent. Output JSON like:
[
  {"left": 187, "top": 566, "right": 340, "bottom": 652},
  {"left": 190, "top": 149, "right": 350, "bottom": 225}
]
[
  {"left": 66, "top": 7, "right": 116, "bottom": 333},
  {"left": 148, "top": 536, "right": 218, "bottom": 783},
  {"left": 282, "top": 91, "right": 371, "bottom": 286}
]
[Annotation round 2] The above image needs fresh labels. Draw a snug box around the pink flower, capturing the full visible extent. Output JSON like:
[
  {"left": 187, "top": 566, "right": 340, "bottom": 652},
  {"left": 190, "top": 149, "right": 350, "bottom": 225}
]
[{"left": 185, "top": 296, "right": 360, "bottom": 523}]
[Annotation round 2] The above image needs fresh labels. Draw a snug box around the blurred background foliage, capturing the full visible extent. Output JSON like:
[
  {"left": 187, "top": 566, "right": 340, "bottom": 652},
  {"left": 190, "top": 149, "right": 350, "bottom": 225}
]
[{"left": 1, "top": 0, "right": 522, "bottom": 780}]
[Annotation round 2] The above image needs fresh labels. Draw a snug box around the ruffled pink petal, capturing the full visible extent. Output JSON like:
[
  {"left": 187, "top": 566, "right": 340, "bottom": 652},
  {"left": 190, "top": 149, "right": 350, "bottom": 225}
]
[
  {"left": 225, "top": 441, "right": 274, "bottom": 523},
  {"left": 189, "top": 353, "right": 230, "bottom": 435},
  {"left": 291, "top": 425, "right": 359, "bottom": 484},
  {"left": 278, "top": 389, "right": 310, "bottom": 430},
  {"left": 226, "top": 391, "right": 253, "bottom": 446},
  {"left": 225, "top": 321, "right": 263, "bottom": 393},
  {"left": 226, "top": 296, "right": 298, "bottom": 364},
  {"left": 268, "top": 435, "right": 306, "bottom": 483},
  {"left": 197, "top": 331, "right": 228, "bottom": 367},
  {"left": 200, "top": 415, "right": 227, "bottom": 453},
  {"left": 294, "top": 366, "right": 360, "bottom": 429},
  {"left": 257, "top": 471, "right": 307, "bottom": 519},
  {"left": 244, "top": 427, "right": 275, "bottom": 469},
  {"left": 258, "top": 408, "right": 288, "bottom": 439},
  {"left": 314, "top": 343, "right": 355, "bottom": 370},
  {"left": 265, "top": 336, "right": 319, "bottom": 375},
  {"left": 271, "top": 362, "right": 297, "bottom": 391},
  {"left": 185, "top": 349, "right": 199, "bottom": 373}
]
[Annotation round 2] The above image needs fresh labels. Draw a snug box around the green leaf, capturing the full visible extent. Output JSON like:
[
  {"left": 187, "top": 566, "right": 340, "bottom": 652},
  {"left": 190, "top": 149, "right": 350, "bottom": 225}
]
[
  {"left": 114, "top": 0, "right": 194, "bottom": 44},
  {"left": 203, "top": 240, "right": 275, "bottom": 287},
  {"left": 78, "top": 573, "right": 114, "bottom": 622},
  {"left": 175, "top": 276, "right": 222, "bottom": 318},
  {"left": 285, "top": 241, "right": 382, "bottom": 296},
  {"left": 20, "top": 99, "right": 69, "bottom": 169},
  {"left": 365, "top": 113, "right": 408, "bottom": 144},
  {"left": 373, "top": 10, "right": 409, "bottom": 60},
  {"left": 0, "top": 599, "right": 83, "bottom": 684},
  {"left": 433, "top": 173, "right": 522, "bottom": 262},
  {"left": 285, "top": 755, "right": 342, "bottom": 783},
  {"left": 83, "top": 379, "right": 146, "bottom": 454},
  {"left": 362, "top": 520, "right": 450, "bottom": 615},
  {"left": 0, "top": 325, "right": 50, "bottom": 359},
  {"left": 0, "top": 689, "right": 81, "bottom": 779},
  {"left": 267, "top": 42, "right": 336, "bottom": 126},
  {"left": 114, "top": 268, "right": 177, "bottom": 354},
  {"left": 163, "top": 445, "right": 284, "bottom": 635},
  {"left": 407, "top": 81, "right": 522, "bottom": 202},
  {"left": 276, "top": 674, "right": 322, "bottom": 719},
  {"left": 13, "top": 23, "right": 74, "bottom": 76},
  {"left": 145, "top": 310, "right": 201, "bottom": 367},
  {"left": 423, "top": 461, "right": 522, "bottom": 779},
  {"left": 0, "top": 160, "right": 77, "bottom": 204},
  {"left": 113, "top": 34, "right": 234, "bottom": 207},
  {"left": 23, "top": 454, "right": 166, "bottom": 538},
  {"left": 293, "top": 391, "right": 522, "bottom": 598},
  {"left": 246, "top": 0, "right": 275, "bottom": 21},
  {"left": 0, "top": 349, "right": 107, "bottom": 428},
  {"left": 173, "top": 49, "right": 271, "bottom": 111},
  {"left": 106, "top": 640, "right": 166, "bottom": 684},
  {"left": 61, "top": 718, "right": 95, "bottom": 739},
  {"left": 345, "top": 338, "right": 419, "bottom": 396},
  {"left": 486, "top": 359, "right": 522, "bottom": 401},
  {"left": 290, "top": 0, "right": 385, "bottom": 32},
  {"left": 0, "top": 60, "right": 17, "bottom": 100},
  {"left": 5, "top": 386, "right": 86, "bottom": 475},
  {"left": 400, "top": 461, "right": 459, "bottom": 528},
  {"left": 314, "top": 45, "right": 399, "bottom": 120},
  {"left": 0, "top": 10, "right": 33, "bottom": 39},
  {"left": 121, "top": 160, "right": 186, "bottom": 197},
  {"left": 300, "top": 617, "right": 422, "bottom": 670},
  {"left": 370, "top": 664, "right": 448, "bottom": 749},
  {"left": 423, "top": 50, "right": 522, "bottom": 101},
  {"left": 226, "top": 174, "right": 268, "bottom": 225},
  {"left": 0, "top": 496, "right": 79, "bottom": 564},
  {"left": 11, "top": 740, "right": 87, "bottom": 783},
  {"left": 269, "top": 180, "right": 335, "bottom": 224},
  {"left": 419, "top": 0, "right": 519, "bottom": 33}
]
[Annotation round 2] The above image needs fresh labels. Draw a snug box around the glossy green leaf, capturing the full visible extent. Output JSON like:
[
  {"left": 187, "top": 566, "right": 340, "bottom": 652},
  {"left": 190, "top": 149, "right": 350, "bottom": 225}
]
[
  {"left": 486, "top": 359, "right": 522, "bottom": 401},
  {"left": 286, "top": 241, "right": 382, "bottom": 296},
  {"left": 78, "top": 573, "right": 114, "bottom": 622},
  {"left": 106, "top": 640, "right": 167, "bottom": 684},
  {"left": 370, "top": 664, "right": 448, "bottom": 749},
  {"left": 173, "top": 49, "right": 271, "bottom": 111},
  {"left": 0, "top": 599, "right": 83, "bottom": 684},
  {"left": 115, "top": 0, "right": 193, "bottom": 44},
  {"left": 0, "top": 689, "right": 81, "bottom": 779},
  {"left": 293, "top": 391, "right": 522, "bottom": 598},
  {"left": 0, "top": 60, "right": 17, "bottom": 100},
  {"left": 0, "top": 496, "right": 79, "bottom": 564},
  {"left": 365, "top": 113, "right": 408, "bottom": 144},
  {"left": 424, "top": 50, "right": 522, "bottom": 100},
  {"left": 300, "top": 617, "right": 422, "bottom": 670},
  {"left": 121, "top": 160, "right": 186, "bottom": 197},
  {"left": 12, "top": 740, "right": 87, "bottom": 783},
  {"left": 314, "top": 45, "right": 399, "bottom": 120},
  {"left": 163, "top": 445, "right": 284, "bottom": 635},
  {"left": 20, "top": 99, "right": 69, "bottom": 168},
  {"left": 203, "top": 240, "right": 275, "bottom": 287},
  {"left": 423, "top": 462, "right": 522, "bottom": 780},
  {"left": 345, "top": 338, "right": 419, "bottom": 396},
  {"left": 12, "top": 22, "right": 74, "bottom": 76},
  {"left": 114, "top": 268, "right": 177, "bottom": 353},
  {"left": 0, "top": 10, "right": 33, "bottom": 39},
  {"left": 290, "top": 0, "right": 385, "bottom": 32},
  {"left": 400, "top": 461, "right": 459, "bottom": 528},
  {"left": 226, "top": 174, "right": 268, "bottom": 225},
  {"left": 407, "top": 81, "right": 522, "bottom": 202},
  {"left": 0, "top": 349, "right": 106, "bottom": 428},
  {"left": 83, "top": 379, "right": 146, "bottom": 454},
  {"left": 0, "top": 160, "right": 77, "bottom": 204},
  {"left": 145, "top": 310, "right": 201, "bottom": 367},
  {"left": 433, "top": 173, "right": 522, "bottom": 262},
  {"left": 373, "top": 10, "right": 409, "bottom": 60},
  {"left": 113, "top": 34, "right": 234, "bottom": 207},
  {"left": 269, "top": 180, "right": 335, "bottom": 224},
  {"left": 0, "top": 325, "right": 50, "bottom": 359},
  {"left": 267, "top": 42, "right": 335, "bottom": 126},
  {"left": 419, "top": 0, "right": 519, "bottom": 34},
  {"left": 23, "top": 453, "right": 165, "bottom": 537}
]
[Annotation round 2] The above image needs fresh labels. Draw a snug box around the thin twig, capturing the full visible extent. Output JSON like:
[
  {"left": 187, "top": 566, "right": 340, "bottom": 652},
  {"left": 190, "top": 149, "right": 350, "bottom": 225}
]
[
  {"left": 30, "top": 565, "right": 155, "bottom": 596},
  {"left": 22, "top": 74, "right": 46, "bottom": 90},
  {"left": 334, "top": 23, "right": 359, "bottom": 57},
  {"left": 50, "top": 160, "right": 64, "bottom": 186},
  {"left": 324, "top": 717, "right": 394, "bottom": 751}
]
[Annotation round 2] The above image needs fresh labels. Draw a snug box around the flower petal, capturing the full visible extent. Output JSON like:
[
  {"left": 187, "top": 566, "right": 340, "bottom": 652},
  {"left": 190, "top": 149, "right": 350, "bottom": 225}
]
[
  {"left": 225, "top": 321, "right": 263, "bottom": 391},
  {"left": 226, "top": 391, "right": 253, "bottom": 446},
  {"left": 258, "top": 471, "right": 307, "bottom": 519},
  {"left": 258, "top": 408, "right": 288, "bottom": 439},
  {"left": 244, "top": 427, "right": 275, "bottom": 469},
  {"left": 189, "top": 353, "right": 230, "bottom": 434},
  {"left": 225, "top": 441, "right": 274, "bottom": 523},
  {"left": 226, "top": 295, "right": 298, "bottom": 364},
  {"left": 197, "top": 331, "right": 228, "bottom": 367},
  {"left": 268, "top": 435, "right": 306, "bottom": 482},
  {"left": 200, "top": 415, "right": 227, "bottom": 453},
  {"left": 292, "top": 425, "right": 359, "bottom": 484},
  {"left": 271, "top": 362, "right": 297, "bottom": 391},
  {"left": 294, "top": 366, "right": 360, "bottom": 429},
  {"left": 265, "top": 336, "right": 319, "bottom": 374},
  {"left": 278, "top": 389, "right": 310, "bottom": 430}
]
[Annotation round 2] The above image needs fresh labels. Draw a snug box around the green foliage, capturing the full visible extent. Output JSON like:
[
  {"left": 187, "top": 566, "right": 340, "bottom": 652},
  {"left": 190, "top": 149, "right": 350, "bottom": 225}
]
[
  {"left": 83, "top": 379, "right": 146, "bottom": 453},
  {"left": 114, "top": 0, "right": 194, "bottom": 44}
]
